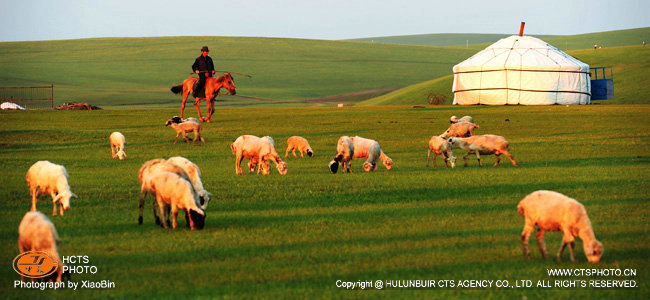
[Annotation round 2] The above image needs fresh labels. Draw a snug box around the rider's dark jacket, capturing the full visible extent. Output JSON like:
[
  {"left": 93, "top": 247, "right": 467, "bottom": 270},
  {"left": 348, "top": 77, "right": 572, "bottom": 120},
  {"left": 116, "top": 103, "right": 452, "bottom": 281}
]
[{"left": 192, "top": 55, "right": 215, "bottom": 77}]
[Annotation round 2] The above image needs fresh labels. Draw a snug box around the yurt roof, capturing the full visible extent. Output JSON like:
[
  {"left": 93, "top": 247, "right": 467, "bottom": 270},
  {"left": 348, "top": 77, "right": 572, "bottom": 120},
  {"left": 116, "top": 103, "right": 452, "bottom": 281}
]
[{"left": 453, "top": 35, "right": 588, "bottom": 73}]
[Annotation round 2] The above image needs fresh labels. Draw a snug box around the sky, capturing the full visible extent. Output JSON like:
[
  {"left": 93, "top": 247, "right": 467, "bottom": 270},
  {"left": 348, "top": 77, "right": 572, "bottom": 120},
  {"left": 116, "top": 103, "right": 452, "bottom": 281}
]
[{"left": 0, "top": 0, "right": 648, "bottom": 42}]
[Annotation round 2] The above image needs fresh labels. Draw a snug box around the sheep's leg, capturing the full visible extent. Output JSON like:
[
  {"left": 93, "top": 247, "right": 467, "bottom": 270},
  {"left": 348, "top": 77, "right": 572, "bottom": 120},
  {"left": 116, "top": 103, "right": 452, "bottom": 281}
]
[
  {"left": 521, "top": 224, "right": 534, "bottom": 260},
  {"left": 284, "top": 146, "right": 291, "bottom": 157},
  {"left": 198, "top": 132, "right": 205, "bottom": 144},
  {"left": 187, "top": 209, "right": 195, "bottom": 230},
  {"left": 30, "top": 188, "right": 39, "bottom": 212},
  {"left": 568, "top": 241, "right": 576, "bottom": 262},
  {"left": 192, "top": 130, "right": 198, "bottom": 144},
  {"left": 52, "top": 202, "right": 57, "bottom": 216},
  {"left": 299, "top": 150, "right": 303, "bottom": 158},
  {"left": 174, "top": 133, "right": 180, "bottom": 144},
  {"left": 536, "top": 229, "right": 548, "bottom": 259},
  {"left": 493, "top": 154, "right": 501, "bottom": 167},
  {"left": 156, "top": 196, "right": 168, "bottom": 229},
  {"left": 171, "top": 205, "right": 178, "bottom": 229},
  {"left": 59, "top": 201, "right": 64, "bottom": 216},
  {"left": 475, "top": 152, "right": 482, "bottom": 167},
  {"left": 463, "top": 153, "right": 470, "bottom": 167},
  {"left": 111, "top": 144, "right": 116, "bottom": 158},
  {"left": 183, "top": 132, "right": 190, "bottom": 144},
  {"left": 138, "top": 191, "right": 146, "bottom": 225},
  {"left": 504, "top": 151, "right": 518, "bottom": 167},
  {"left": 235, "top": 153, "right": 244, "bottom": 175}
]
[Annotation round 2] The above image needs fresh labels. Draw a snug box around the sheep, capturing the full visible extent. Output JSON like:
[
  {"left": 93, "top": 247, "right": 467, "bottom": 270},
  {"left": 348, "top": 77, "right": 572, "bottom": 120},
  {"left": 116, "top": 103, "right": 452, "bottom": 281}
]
[
  {"left": 448, "top": 135, "right": 518, "bottom": 167},
  {"left": 440, "top": 121, "right": 479, "bottom": 138},
  {"left": 18, "top": 211, "right": 70, "bottom": 282},
  {"left": 351, "top": 136, "right": 393, "bottom": 172},
  {"left": 285, "top": 136, "right": 314, "bottom": 158},
  {"left": 518, "top": 190, "right": 603, "bottom": 263},
  {"left": 246, "top": 136, "right": 279, "bottom": 174},
  {"left": 330, "top": 136, "right": 355, "bottom": 173},
  {"left": 230, "top": 135, "right": 288, "bottom": 175},
  {"left": 450, "top": 115, "right": 474, "bottom": 124},
  {"left": 148, "top": 171, "right": 205, "bottom": 230},
  {"left": 109, "top": 132, "right": 126, "bottom": 160},
  {"left": 165, "top": 116, "right": 205, "bottom": 144},
  {"left": 26, "top": 161, "right": 77, "bottom": 216},
  {"left": 138, "top": 159, "right": 192, "bottom": 225},
  {"left": 426, "top": 135, "right": 456, "bottom": 168},
  {"left": 167, "top": 156, "right": 212, "bottom": 209}
]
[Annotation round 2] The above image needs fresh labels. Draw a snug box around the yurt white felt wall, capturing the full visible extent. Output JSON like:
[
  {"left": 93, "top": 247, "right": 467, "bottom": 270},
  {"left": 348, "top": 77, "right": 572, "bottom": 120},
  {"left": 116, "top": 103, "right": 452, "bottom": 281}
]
[{"left": 452, "top": 35, "right": 591, "bottom": 105}]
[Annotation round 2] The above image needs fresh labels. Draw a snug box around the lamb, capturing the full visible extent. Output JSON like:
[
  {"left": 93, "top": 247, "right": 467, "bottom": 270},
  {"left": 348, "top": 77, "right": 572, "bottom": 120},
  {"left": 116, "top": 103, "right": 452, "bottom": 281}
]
[
  {"left": 426, "top": 135, "right": 456, "bottom": 168},
  {"left": 109, "top": 132, "right": 126, "bottom": 160},
  {"left": 450, "top": 115, "right": 474, "bottom": 124},
  {"left": 26, "top": 161, "right": 77, "bottom": 216},
  {"left": 351, "top": 136, "right": 393, "bottom": 172},
  {"left": 447, "top": 135, "right": 518, "bottom": 167},
  {"left": 230, "top": 135, "right": 288, "bottom": 175},
  {"left": 18, "top": 211, "right": 69, "bottom": 282},
  {"left": 518, "top": 190, "right": 603, "bottom": 263},
  {"left": 167, "top": 156, "right": 212, "bottom": 209},
  {"left": 165, "top": 116, "right": 205, "bottom": 144},
  {"left": 148, "top": 171, "right": 206, "bottom": 230},
  {"left": 285, "top": 136, "right": 314, "bottom": 158},
  {"left": 138, "top": 159, "right": 192, "bottom": 225},
  {"left": 329, "top": 136, "right": 355, "bottom": 173},
  {"left": 440, "top": 121, "right": 479, "bottom": 138}
]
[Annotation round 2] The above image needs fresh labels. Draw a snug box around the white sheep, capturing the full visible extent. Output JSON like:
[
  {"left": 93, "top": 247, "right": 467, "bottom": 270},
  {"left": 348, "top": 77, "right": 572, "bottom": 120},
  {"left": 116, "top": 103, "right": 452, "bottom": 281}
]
[
  {"left": 426, "top": 135, "right": 456, "bottom": 168},
  {"left": 351, "top": 136, "right": 393, "bottom": 172},
  {"left": 518, "top": 190, "right": 603, "bottom": 263},
  {"left": 230, "top": 135, "right": 288, "bottom": 175},
  {"left": 450, "top": 115, "right": 474, "bottom": 124},
  {"left": 440, "top": 122, "right": 479, "bottom": 138},
  {"left": 149, "top": 171, "right": 206, "bottom": 230},
  {"left": 26, "top": 161, "right": 77, "bottom": 216},
  {"left": 165, "top": 116, "right": 205, "bottom": 144},
  {"left": 330, "top": 136, "right": 355, "bottom": 173},
  {"left": 285, "top": 136, "right": 314, "bottom": 158},
  {"left": 448, "top": 135, "right": 518, "bottom": 167},
  {"left": 138, "top": 159, "right": 192, "bottom": 225},
  {"left": 109, "top": 132, "right": 126, "bottom": 160},
  {"left": 167, "top": 156, "right": 212, "bottom": 209},
  {"left": 18, "top": 211, "right": 67, "bottom": 282}
]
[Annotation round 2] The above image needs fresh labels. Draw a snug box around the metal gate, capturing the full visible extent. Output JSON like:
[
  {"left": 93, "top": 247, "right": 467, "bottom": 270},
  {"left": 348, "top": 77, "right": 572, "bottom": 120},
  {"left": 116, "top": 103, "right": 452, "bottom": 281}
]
[{"left": 0, "top": 85, "right": 54, "bottom": 109}]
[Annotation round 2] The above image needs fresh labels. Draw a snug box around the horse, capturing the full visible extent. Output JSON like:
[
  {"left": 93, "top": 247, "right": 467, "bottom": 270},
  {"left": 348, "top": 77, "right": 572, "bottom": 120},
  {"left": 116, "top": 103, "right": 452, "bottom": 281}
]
[{"left": 170, "top": 73, "right": 236, "bottom": 123}]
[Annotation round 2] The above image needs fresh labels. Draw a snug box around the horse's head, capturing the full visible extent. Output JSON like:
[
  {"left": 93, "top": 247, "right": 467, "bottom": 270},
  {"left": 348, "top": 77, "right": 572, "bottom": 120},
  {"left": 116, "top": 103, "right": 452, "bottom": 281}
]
[{"left": 221, "top": 73, "right": 236, "bottom": 95}]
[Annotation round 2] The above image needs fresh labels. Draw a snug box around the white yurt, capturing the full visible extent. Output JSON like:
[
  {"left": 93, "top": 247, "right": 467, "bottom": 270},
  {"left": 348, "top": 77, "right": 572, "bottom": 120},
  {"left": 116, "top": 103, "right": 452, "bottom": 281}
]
[{"left": 452, "top": 35, "right": 591, "bottom": 105}]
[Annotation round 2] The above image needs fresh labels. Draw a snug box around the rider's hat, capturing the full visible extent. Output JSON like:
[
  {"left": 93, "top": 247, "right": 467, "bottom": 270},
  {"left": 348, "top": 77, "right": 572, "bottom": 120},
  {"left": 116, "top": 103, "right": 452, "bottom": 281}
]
[{"left": 201, "top": 46, "right": 209, "bottom": 52}]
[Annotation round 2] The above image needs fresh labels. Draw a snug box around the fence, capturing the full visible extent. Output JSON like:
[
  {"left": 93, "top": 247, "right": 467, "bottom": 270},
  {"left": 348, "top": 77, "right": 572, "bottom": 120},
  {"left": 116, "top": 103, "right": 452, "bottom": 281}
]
[{"left": 0, "top": 85, "right": 54, "bottom": 109}]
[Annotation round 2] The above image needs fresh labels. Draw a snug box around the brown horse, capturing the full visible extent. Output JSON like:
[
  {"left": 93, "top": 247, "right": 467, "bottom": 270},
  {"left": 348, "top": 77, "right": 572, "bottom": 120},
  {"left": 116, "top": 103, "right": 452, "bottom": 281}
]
[{"left": 170, "top": 73, "right": 236, "bottom": 122}]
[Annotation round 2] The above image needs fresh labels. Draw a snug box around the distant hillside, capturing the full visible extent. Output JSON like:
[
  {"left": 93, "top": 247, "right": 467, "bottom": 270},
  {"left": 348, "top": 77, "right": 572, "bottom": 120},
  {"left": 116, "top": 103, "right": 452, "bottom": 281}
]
[
  {"left": 0, "top": 37, "right": 475, "bottom": 106},
  {"left": 359, "top": 45, "right": 650, "bottom": 105},
  {"left": 349, "top": 27, "right": 650, "bottom": 51}
]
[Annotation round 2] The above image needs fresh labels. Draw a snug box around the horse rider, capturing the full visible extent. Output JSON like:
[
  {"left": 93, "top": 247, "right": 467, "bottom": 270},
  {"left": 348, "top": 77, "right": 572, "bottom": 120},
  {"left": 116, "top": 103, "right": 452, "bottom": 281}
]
[{"left": 192, "top": 46, "right": 215, "bottom": 98}]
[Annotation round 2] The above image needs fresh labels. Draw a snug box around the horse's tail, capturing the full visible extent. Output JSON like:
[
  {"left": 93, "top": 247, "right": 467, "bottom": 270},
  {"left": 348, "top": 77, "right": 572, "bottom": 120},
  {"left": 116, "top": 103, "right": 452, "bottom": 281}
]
[{"left": 170, "top": 84, "right": 183, "bottom": 94}]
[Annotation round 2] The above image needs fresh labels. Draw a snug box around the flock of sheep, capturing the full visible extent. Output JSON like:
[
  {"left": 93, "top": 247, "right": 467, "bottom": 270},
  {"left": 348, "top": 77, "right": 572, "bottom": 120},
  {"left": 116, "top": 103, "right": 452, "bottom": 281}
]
[{"left": 16, "top": 113, "right": 604, "bottom": 284}]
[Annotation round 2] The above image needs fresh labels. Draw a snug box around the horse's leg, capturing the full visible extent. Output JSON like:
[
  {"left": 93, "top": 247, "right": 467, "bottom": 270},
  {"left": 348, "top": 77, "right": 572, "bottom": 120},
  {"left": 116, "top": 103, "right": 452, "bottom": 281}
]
[
  {"left": 206, "top": 99, "right": 215, "bottom": 123},
  {"left": 181, "top": 89, "right": 190, "bottom": 119},
  {"left": 194, "top": 98, "right": 204, "bottom": 122}
]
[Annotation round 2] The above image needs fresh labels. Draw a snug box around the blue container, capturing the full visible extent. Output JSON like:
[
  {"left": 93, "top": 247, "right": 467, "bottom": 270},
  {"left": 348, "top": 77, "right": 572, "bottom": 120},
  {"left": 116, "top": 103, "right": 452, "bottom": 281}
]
[{"left": 590, "top": 67, "right": 614, "bottom": 100}]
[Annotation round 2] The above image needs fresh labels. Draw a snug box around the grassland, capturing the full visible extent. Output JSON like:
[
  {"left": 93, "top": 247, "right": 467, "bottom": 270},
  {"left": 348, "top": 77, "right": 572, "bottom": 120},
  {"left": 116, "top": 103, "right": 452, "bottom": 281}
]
[{"left": 1, "top": 105, "right": 648, "bottom": 298}]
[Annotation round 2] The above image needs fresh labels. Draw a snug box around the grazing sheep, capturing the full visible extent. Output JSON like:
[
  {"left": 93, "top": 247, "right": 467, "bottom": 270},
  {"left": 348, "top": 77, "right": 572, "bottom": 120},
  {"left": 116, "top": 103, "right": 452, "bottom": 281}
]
[
  {"left": 149, "top": 171, "right": 206, "bottom": 230},
  {"left": 440, "top": 122, "right": 479, "bottom": 138},
  {"left": 167, "top": 156, "right": 212, "bottom": 209},
  {"left": 285, "top": 136, "right": 314, "bottom": 158},
  {"left": 18, "top": 211, "right": 68, "bottom": 282},
  {"left": 230, "top": 135, "right": 288, "bottom": 175},
  {"left": 450, "top": 115, "right": 474, "bottom": 124},
  {"left": 351, "top": 136, "right": 393, "bottom": 172},
  {"left": 330, "top": 136, "right": 355, "bottom": 173},
  {"left": 448, "top": 135, "right": 518, "bottom": 167},
  {"left": 518, "top": 190, "right": 603, "bottom": 263},
  {"left": 426, "top": 135, "right": 456, "bottom": 168},
  {"left": 109, "top": 132, "right": 126, "bottom": 160},
  {"left": 26, "top": 161, "right": 77, "bottom": 216},
  {"left": 165, "top": 116, "right": 205, "bottom": 144},
  {"left": 138, "top": 159, "right": 192, "bottom": 225}
]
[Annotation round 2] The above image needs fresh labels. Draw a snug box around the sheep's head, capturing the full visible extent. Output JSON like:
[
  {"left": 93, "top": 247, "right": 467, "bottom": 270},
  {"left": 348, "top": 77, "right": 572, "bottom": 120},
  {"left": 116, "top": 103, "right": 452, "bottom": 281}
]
[
  {"left": 198, "top": 191, "right": 212, "bottom": 210},
  {"left": 306, "top": 149, "right": 313, "bottom": 157},
  {"left": 585, "top": 240, "right": 603, "bottom": 263},
  {"left": 363, "top": 162, "right": 376, "bottom": 172},
  {"left": 55, "top": 191, "right": 77, "bottom": 211},
  {"left": 450, "top": 115, "right": 458, "bottom": 123},
  {"left": 449, "top": 155, "right": 457, "bottom": 168},
  {"left": 382, "top": 157, "right": 393, "bottom": 170},
  {"left": 189, "top": 208, "right": 205, "bottom": 230},
  {"left": 328, "top": 160, "right": 338, "bottom": 174},
  {"left": 116, "top": 150, "right": 126, "bottom": 160},
  {"left": 165, "top": 116, "right": 182, "bottom": 126},
  {"left": 276, "top": 161, "right": 288, "bottom": 175},
  {"left": 447, "top": 137, "right": 458, "bottom": 147}
]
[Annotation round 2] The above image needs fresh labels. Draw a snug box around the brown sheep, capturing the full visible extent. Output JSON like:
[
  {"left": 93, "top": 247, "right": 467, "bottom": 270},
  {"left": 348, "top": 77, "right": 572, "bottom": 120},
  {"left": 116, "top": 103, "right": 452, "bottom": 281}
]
[{"left": 448, "top": 135, "right": 518, "bottom": 167}]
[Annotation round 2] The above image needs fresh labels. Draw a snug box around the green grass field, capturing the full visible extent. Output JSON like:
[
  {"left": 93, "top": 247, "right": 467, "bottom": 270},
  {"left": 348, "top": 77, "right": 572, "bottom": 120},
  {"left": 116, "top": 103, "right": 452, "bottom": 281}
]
[{"left": 1, "top": 105, "right": 648, "bottom": 298}]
